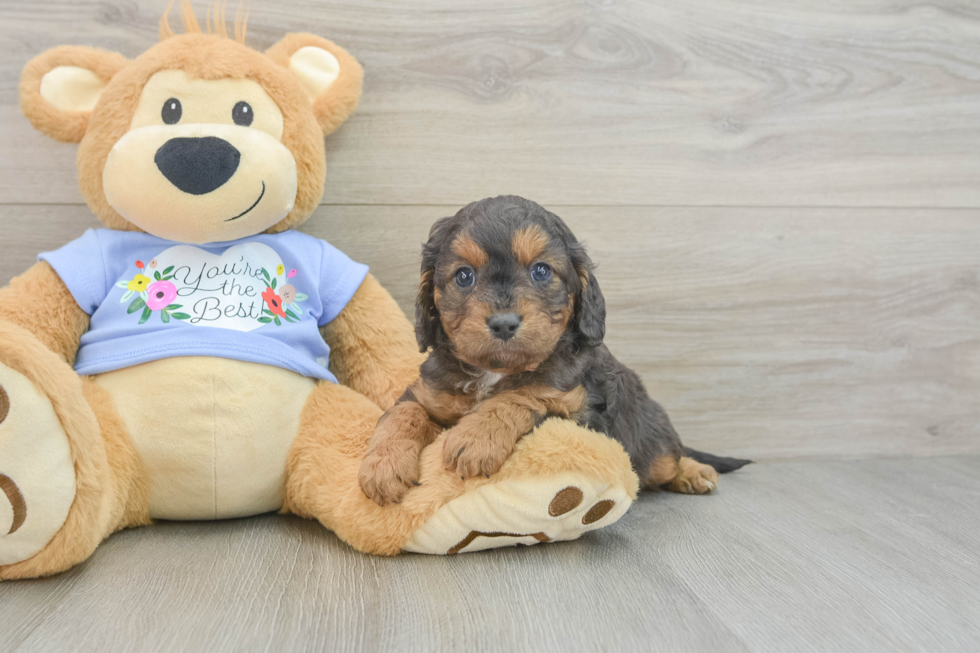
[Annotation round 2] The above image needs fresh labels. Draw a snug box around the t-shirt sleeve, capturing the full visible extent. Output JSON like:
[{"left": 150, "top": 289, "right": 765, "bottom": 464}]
[
  {"left": 38, "top": 229, "right": 108, "bottom": 315},
  {"left": 317, "top": 239, "right": 370, "bottom": 326}
]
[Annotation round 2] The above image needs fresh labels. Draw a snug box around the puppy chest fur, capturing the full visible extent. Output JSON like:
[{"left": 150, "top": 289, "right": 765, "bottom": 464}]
[{"left": 460, "top": 370, "right": 504, "bottom": 401}]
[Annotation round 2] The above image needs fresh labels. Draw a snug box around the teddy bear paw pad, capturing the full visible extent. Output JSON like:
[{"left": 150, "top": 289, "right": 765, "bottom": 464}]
[
  {"left": 0, "top": 363, "right": 76, "bottom": 566},
  {"left": 403, "top": 472, "right": 632, "bottom": 555}
]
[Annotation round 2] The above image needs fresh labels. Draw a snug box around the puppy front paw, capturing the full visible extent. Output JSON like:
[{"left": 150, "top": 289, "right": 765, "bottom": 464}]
[
  {"left": 443, "top": 424, "right": 514, "bottom": 480},
  {"left": 358, "top": 439, "right": 422, "bottom": 506}
]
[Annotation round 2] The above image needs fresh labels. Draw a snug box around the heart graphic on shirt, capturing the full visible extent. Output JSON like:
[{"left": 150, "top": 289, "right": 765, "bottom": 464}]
[{"left": 146, "top": 243, "right": 293, "bottom": 332}]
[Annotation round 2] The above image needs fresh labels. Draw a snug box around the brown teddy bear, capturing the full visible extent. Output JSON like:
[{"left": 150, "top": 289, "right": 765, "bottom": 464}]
[{"left": 0, "top": 6, "right": 637, "bottom": 579}]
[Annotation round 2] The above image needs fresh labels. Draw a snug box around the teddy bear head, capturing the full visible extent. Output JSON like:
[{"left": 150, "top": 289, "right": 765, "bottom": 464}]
[{"left": 18, "top": 6, "right": 362, "bottom": 244}]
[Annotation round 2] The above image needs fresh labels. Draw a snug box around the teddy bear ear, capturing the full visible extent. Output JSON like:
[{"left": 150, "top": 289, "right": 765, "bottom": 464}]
[
  {"left": 265, "top": 34, "right": 364, "bottom": 136},
  {"left": 19, "top": 46, "right": 129, "bottom": 143}
]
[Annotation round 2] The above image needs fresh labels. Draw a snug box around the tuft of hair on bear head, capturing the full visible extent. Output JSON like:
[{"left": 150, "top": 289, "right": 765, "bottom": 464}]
[{"left": 159, "top": 1, "right": 250, "bottom": 44}]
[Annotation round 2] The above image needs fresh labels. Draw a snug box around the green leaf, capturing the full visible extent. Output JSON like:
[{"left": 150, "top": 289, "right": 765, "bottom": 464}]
[
  {"left": 119, "top": 290, "right": 134, "bottom": 303},
  {"left": 154, "top": 271, "right": 162, "bottom": 281},
  {"left": 274, "top": 317, "right": 282, "bottom": 326},
  {"left": 170, "top": 312, "right": 191, "bottom": 320},
  {"left": 262, "top": 308, "right": 274, "bottom": 317},
  {"left": 160, "top": 310, "right": 171, "bottom": 323},
  {"left": 116, "top": 280, "right": 131, "bottom": 289},
  {"left": 271, "top": 278, "right": 277, "bottom": 290},
  {"left": 161, "top": 275, "right": 174, "bottom": 281},
  {"left": 163, "top": 266, "right": 174, "bottom": 275},
  {"left": 294, "top": 293, "right": 308, "bottom": 302},
  {"left": 285, "top": 309, "right": 299, "bottom": 321},
  {"left": 257, "top": 317, "right": 273, "bottom": 324},
  {"left": 138, "top": 306, "right": 152, "bottom": 325},
  {"left": 127, "top": 298, "right": 146, "bottom": 314},
  {"left": 166, "top": 304, "right": 183, "bottom": 310},
  {"left": 261, "top": 267, "right": 271, "bottom": 280}
]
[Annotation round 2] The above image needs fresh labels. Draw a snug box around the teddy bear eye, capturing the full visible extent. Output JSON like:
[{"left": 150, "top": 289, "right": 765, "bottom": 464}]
[
  {"left": 232, "top": 101, "right": 254, "bottom": 127},
  {"left": 161, "top": 98, "right": 182, "bottom": 124}
]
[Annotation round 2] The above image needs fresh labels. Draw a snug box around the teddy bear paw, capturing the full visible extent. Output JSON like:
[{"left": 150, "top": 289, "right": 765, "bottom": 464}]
[
  {"left": 0, "top": 362, "right": 76, "bottom": 567},
  {"left": 402, "top": 472, "right": 632, "bottom": 555}
]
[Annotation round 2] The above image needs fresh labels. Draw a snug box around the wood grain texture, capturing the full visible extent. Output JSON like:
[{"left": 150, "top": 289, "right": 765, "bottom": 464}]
[
  {"left": 3, "top": 204, "right": 976, "bottom": 461},
  {"left": 1, "top": 457, "right": 978, "bottom": 652},
  {"left": 2, "top": 2, "right": 979, "bottom": 648},
  {"left": 1, "top": 0, "right": 979, "bottom": 206}
]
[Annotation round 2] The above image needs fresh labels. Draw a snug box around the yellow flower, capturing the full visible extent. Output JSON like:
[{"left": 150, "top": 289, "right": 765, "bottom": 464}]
[
  {"left": 276, "top": 264, "right": 285, "bottom": 276},
  {"left": 127, "top": 274, "right": 151, "bottom": 292}
]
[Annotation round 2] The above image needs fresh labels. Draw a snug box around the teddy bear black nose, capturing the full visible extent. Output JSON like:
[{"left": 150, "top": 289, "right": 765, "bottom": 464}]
[
  {"left": 154, "top": 136, "right": 241, "bottom": 195},
  {"left": 487, "top": 313, "right": 522, "bottom": 341}
]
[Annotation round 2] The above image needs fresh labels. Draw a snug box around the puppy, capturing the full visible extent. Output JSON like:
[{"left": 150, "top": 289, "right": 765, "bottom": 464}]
[{"left": 359, "top": 195, "right": 750, "bottom": 506}]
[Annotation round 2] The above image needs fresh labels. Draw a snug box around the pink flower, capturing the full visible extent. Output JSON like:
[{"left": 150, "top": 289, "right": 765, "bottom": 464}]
[
  {"left": 146, "top": 280, "right": 177, "bottom": 311},
  {"left": 287, "top": 269, "right": 297, "bottom": 279},
  {"left": 149, "top": 259, "right": 158, "bottom": 269}
]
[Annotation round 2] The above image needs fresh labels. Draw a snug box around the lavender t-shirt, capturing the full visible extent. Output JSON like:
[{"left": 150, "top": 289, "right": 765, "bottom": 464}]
[{"left": 39, "top": 229, "right": 369, "bottom": 382}]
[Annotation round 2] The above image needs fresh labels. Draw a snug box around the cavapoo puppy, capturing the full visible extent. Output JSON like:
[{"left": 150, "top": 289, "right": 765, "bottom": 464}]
[{"left": 359, "top": 195, "right": 750, "bottom": 506}]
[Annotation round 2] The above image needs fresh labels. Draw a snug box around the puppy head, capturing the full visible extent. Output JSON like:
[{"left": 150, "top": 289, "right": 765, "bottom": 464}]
[{"left": 416, "top": 196, "right": 605, "bottom": 373}]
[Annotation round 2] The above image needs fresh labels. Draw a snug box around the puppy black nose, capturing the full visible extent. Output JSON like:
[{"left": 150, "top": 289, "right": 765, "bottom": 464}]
[
  {"left": 154, "top": 136, "right": 241, "bottom": 195},
  {"left": 487, "top": 313, "right": 522, "bottom": 341}
]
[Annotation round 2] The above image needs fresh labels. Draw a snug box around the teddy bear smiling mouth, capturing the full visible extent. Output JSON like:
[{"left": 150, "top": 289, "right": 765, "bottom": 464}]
[{"left": 225, "top": 181, "right": 266, "bottom": 222}]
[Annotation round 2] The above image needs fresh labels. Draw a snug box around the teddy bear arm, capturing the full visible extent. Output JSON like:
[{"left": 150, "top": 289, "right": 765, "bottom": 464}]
[
  {"left": 0, "top": 262, "right": 89, "bottom": 364},
  {"left": 320, "top": 274, "right": 425, "bottom": 411}
]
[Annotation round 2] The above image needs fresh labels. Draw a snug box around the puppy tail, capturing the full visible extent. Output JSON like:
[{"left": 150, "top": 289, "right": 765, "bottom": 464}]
[{"left": 682, "top": 447, "right": 752, "bottom": 474}]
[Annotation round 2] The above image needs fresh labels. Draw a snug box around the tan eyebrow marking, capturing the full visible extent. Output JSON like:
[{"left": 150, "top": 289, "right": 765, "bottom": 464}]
[
  {"left": 511, "top": 225, "right": 550, "bottom": 267},
  {"left": 451, "top": 232, "right": 489, "bottom": 268}
]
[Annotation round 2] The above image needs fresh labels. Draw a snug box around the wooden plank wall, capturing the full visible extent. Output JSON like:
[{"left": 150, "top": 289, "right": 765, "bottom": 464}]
[{"left": 1, "top": 0, "right": 978, "bottom": 460}]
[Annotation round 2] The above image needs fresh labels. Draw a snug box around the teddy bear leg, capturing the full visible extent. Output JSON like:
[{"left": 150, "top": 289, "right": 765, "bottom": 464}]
[
  {"left": 283, "top": 382, "right": 413, "bottom": 554},
  {"left": 0, "top": 324, "right": 148, "bottom": 580},
  {"left": 284, "top": 381, "right": 639, "bottom": 556}
]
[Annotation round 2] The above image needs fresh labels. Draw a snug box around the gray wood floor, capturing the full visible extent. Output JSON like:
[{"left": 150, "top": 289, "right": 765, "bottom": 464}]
[
  {"left": 1, "top": 1, "right": 979, "bottom": 651},
  {"left": 3, "top": 457, "right": 979, "bottom": 653}
]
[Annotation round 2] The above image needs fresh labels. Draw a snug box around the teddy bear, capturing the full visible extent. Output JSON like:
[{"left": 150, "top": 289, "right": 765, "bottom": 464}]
[{"left": 0, "top": 5, "right": 638, "bottom": 580}]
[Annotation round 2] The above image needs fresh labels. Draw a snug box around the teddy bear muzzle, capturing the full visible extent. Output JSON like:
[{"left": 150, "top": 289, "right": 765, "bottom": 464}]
[{"left": 102, "top": 123, "right": 298, "bottom": 244}]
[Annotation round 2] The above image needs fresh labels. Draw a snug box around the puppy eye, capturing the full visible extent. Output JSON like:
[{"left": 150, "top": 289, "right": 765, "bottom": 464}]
[
  {"left": 454, "top": 267, "right": 475, "bottom": 288},
  {"left": 530, "top": 262, "right": 552, "bottom": 282},
  {"left": 232, "top": 101, "right": 254, "bottom": 126},
  {"left": 161, "top": 98, "right": 182, "bottom": 124}
]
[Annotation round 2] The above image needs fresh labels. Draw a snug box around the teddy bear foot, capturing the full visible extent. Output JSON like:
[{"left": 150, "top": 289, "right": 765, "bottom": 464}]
[
  {"left": 0, "top": 362, "right": 77, "bottom": 567},
  {"left": 402, "top": 418, "right": 638, "bottom": 555},
  {"left": 403, "top": 473, "right": 632, "bottom": 554}
]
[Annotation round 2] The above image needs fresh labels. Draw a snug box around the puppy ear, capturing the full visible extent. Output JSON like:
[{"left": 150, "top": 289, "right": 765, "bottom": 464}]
[
  {"left": 19, "top": 46, "right": 128, "bottom": 143},
  {"left": 265, "top": 34, "right": 364, "bottom": 136},
  {"left": 415, "top": 216, "right": 454, "bottom": 352},
  {"left": 571, "top": 244, "right": 606, "bottom": 347}
]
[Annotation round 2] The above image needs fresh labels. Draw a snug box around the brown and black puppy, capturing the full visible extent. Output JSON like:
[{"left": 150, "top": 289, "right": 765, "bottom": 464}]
[{"left": 359, "top": 195, "right": 750, "bottom": 506}]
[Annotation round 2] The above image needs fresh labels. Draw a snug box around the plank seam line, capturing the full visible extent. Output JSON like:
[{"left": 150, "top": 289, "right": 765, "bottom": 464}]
[{"left": 2, "top": 203, "right": 980, "bottom": 211}]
